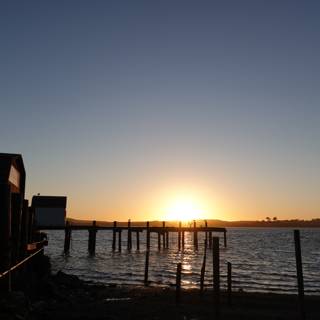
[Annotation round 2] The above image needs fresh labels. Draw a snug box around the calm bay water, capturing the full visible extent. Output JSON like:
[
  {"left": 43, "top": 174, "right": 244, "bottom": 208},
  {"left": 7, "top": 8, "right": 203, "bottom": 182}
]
[{"left": 44, "top": 228, "right": 320, "bottom": 295}]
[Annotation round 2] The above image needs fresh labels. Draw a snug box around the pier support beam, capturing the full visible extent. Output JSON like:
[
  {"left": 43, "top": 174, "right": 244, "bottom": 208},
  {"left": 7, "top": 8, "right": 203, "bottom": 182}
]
[
  {"left": 224, "top": 230, "right": 227, "bottom": 248},
  {"left": 212, "top": 237, "right": 220, "bottom": 317},
  {"left": 182, "top": 230, "right": 185, "bottom": 250},
  {"left": 193, "top": 220, "right": 198, "bottom": 250},
  {"left": 112, "top": 221, "right": 117, "bottom": 251},
  {"left": 178, "top": 222, "right": 181, "bottom": 251},
  {"left": 88, "top": 220, "right": 97, "bottom": 255},
  {"left": 136, "top": 231, "right": 140, "bottom": 251},
  {"left": 118, "top": 230, "right": 122, "bottom": 252},
  {"left": 158, "top": 232, "right": 161, "bottom": 251},
  {"left": 127, "top": 219, "right": 132, "bottom": 251},
  {"left": 146, "top": 221, "right": 150, "bottom": 250},
  {"left": 64, "top": 221, "right": 72, "bottom": 254}
]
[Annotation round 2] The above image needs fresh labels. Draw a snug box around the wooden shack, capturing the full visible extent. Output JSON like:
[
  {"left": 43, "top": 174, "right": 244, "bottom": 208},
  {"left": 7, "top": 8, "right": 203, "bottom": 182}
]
[{"left": 32, "top": 195, "right": 67, "bottom": 228}]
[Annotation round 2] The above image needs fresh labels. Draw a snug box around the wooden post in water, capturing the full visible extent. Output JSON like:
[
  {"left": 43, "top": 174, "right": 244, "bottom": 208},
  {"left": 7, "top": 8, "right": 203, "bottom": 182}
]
[
  {"left": 166, "top": 231, "right": 169, "bottom": 249},
  {"left": 294, "top": 230, "right": 305, "bottom": 320},
  {"left": 88, "top": 220, "right": 97, "bottom": 255},
  {"left": 193, "top": 220, "right": 198, "bottom": 250},
  {"left": 158, "top": 232, "right": 161, "bottom": 251},
  {"left": 227, "top": 262, "right": 232, "bottom": 306},
  {"left": 127, "top": 219, "right": 132, "bottom": 251},
  {"left": 112, "top": 221, "right": 117, "bottom": 251},
  {"left": 200, "top": 239, "right": 207, "bottom": 295},
  {"left": 182, "top": 230, "right": 185, "bottom": 250},
  {"left": 209, "top": 231, "right": 212, "bottom": 249},
  {"left": 178, "top": 221, "right": 182, "bottom": 251},
  {"left": 136, "top": 231, "right": 140, "bottom": 251},
  {"left": 144, "top": 249, "right": 150, "bottom": 286},
  {"left": 205, "top": 220, "right": 208, "bottom": 248},
  {"left": 176, "top": 263, "right": 182, "bottom": 305},
  {"left": 118, "top": 229, "right": 122, "bottom": 252},
  {"left": 162, "top": 221, "right": 166, "bottom": 249},
  {"left": 146, "top": 221, "right": 150, "bottom": 250},
  {"left": 212, "top": 237, "right": 220, "bottom": 317},
  {"left": 0, "top": 184, "right": 12, "bottom": 293},
  {"left": 224, "top": 230, "right": 227, "bottom": 247},
  {"left": 64, "top": 221, "right": 72, "bottom": 254}
]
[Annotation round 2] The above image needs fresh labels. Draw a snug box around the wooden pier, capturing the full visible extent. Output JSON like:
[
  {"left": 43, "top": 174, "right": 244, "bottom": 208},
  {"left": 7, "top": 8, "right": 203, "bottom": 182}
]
[{"left": 38, "top": 221, "right": 227, "bottom": 255}]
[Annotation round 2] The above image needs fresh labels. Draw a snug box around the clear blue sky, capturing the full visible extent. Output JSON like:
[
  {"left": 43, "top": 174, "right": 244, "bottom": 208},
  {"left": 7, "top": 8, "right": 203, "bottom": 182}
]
[{"left": 1, "top": 1, "right": 319, "bottom": 220}]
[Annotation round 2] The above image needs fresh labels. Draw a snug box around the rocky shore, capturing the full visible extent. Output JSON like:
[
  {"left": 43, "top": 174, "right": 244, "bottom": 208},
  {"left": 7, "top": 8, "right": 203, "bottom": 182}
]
[{"left": 1, "top": 255, "right": 320, "bottom": 319}]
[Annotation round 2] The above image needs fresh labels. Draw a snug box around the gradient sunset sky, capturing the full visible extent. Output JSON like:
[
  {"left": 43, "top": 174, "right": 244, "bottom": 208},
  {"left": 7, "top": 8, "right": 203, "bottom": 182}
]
[{"left": 1, "top": 1, "right": 319, "bottom": 221}]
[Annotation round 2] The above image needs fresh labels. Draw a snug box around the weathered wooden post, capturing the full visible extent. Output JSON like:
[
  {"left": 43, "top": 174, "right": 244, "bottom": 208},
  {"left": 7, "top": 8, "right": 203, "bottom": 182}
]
[
  {"left": 193, "top": 220, "right": 198, "bottom": 250},
  {"left": 209, "top": 231, "right": 212, "bottom": 249},
  {"left": 178, "top": 221, "right": 182, "bottom": 251},
  {"left": 166, "top": 231, "right": 169, "bottom": 249},
  {"left": 64, "top": 220, "right": 72, "bottom": 254},
  {"left": 0, "top": 184, "right": 12, "bottom": 293},
  {"left": 112, "top": 221, "right": 117, "bottom": 251},
  {"left": 227, "top": 262, "right": 232, "bottom": 306},
  {"left": 294, "top": 230, "right": 305, "bottom": 320},
  {"left": 20, "top": 199, "right": 29, "bottom": 258},
  {"left": 162, "top": 221, "right": 166, "bottom": 248},
  {"left": 88, "top": 220, "right": 97, "bottom": 255},
  {"left": 176, "top": 263, "right": 182, "bottom": 305},
  {"left": 11, "top": 193, "right": 23, "bottom": 264},
  {"left": 224, "top": 230, "right": 227, "bottom": 247},
  {"left": 136, "top": 231, "right": 140, "bottom": 251},
  {"left": 212, "top": 237, "right": 220, "bottom": 317},
  {"left": 118, "top": 229, "right": 122, "bottom": 252},
  {"left": 200, "top": 239, "right": 207, "bottom": 295},
  {"left": 144, "top": 249, "right": 150, "bottom": 286},
  {"left": 146, "top": 221, "right": 150, "bottom": 250},
  {"left": 182, "top": 230, "right": 185, "bottom": 250},
  {"left": 157, "top": 232, "right": 161, "bottom": 251},
  {"left": 205, "top": 220, "right": 208, "bottom": 248},
  {"left": 127, "top": 219, "right": 132, "bottom": 251}
]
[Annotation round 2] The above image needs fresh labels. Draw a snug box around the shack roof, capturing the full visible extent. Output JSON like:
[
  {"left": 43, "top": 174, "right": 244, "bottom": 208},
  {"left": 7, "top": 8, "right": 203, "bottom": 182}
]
[
  {"left": 32, "top": 196, "right": 67, "bottom": 208},
  {"left": 0, "top": 153, "right": 25, "bottom": 183}
]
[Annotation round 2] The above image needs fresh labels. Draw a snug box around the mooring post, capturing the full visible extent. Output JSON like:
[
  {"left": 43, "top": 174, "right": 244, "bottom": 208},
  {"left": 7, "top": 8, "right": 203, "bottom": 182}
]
[
  {"left": 227, "top": 262, "right": 232, "bottom": 306},
  {"left": 294, "top": 230, "right": 305, "bottom": 320},
  {"left": 158, "top": 232, "right": 161, "bottom": 251},
  {"left": 176, "top": 263, "right": 182, "bottom": 305},
  {"left": 112, "top": 221, "right": 117, "bottom": 251},
  {"left": 166, "top": 231, "right": 169, "bottom": 249},
  {"left": 146, "top": 221, "right": 150, "bottom": 250},
  {"left": 193, "top": 220, "right": 198, "bottom": 250},
  {"left": 205, "top": 220, "right": 208, "bottom": 248},
  {"left": 0, "top": 184, "right": 12, "bottom": 293},
  {"left": 162, "top": 221, "right": 166, "bottom": 248},
  {"left": 144, "top": 249, "right": 150, "bottom": 286},
  {"left": 209, "top": 231, "right": 212, "bottom": 249},
  {"left": 127, "top": 219, "right": 132, "bottom": 251},
  {"left": 212, "top": 237, "right": 220, "bottom": 317},
  {"left": 182, "top": 230, "right": 185, "bottom": 250},
  {"left": 200, "top": 239, "right": 207, "bottom": 295},
  {"left": 64, "top": 220, "right": 72, "bottom": 254},
  {"left": 136, "top": 231, "right": 140, "bottom": 251},
  {"left": 88, "top": 220, "right": 97, "bottom": 255},
  {"left": 178, "top": 221, "right": 182, "bottom": 251},
  {"left": 118, "top": 229, "right": 122, "bottom": 252},
  {"left": 224, "top": 230, "right": 227, "bottom": 247}
]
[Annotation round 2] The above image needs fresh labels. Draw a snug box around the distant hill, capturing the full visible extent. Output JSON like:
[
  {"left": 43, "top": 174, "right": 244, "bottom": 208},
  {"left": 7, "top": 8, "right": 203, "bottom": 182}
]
[{"left": 67, "top": 218, "right": 320, "bottom": 228}]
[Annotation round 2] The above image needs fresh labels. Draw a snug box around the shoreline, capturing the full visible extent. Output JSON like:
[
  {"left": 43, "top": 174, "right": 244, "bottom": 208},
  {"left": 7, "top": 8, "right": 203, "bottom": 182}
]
[{"left": 2, "top": 270, "right": 320, "bottom": 319}]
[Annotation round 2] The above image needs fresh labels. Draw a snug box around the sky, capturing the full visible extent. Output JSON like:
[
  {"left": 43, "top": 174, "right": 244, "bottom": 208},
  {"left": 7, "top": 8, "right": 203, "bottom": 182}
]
[{"left": 1, "top": 1, "right": 319, "bottom": 221}]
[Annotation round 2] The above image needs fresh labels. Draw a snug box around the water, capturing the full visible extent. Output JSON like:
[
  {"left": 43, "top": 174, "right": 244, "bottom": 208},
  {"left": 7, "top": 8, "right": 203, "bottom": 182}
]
[{"left": 44, "top": 228, "right": 320, "bottom": 295}]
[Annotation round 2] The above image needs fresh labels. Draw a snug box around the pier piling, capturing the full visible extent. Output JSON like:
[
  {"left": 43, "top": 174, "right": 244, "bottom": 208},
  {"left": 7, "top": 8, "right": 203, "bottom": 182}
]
[
  {"left": 136, "top": 231, "right": 140, "bottom": 251},
  {"left": 200, "top": 239, "right": 207, "bottom": 295},
  {"left": 193, "top": 220, "right": 198, "bottom": 250},
  {"left": 157, "top": 232, "right": 161, "bottom": 251},
  {"left": 178, "top": 221, "right": 181, "bottom": 251},
  {"left": 146, "top": 221, "right": 150, "bottom": 250},
  {"left": 212, "top": 237, "right": 220, "bottom": 317},
  {"left": 227, "top": 262, "right": 232, "bottom": 306},
  {"left": 127, "top": 219, "right": 132, "bottom": 251},
  {"left": 118, "top": 229, "right": 122, "bottom": 252},
  {"left": 112, "top": 221, "right": 117, "bottom": 251},
  {"left": 294, "top": 230, "right": 305, "bottom": 320},
  {"left": 88, "top": 220, "right": 97, "bottom": 255},
  {"left": 176, "top": 263, "right": 182, "bottom": 305},
  {"left": 64, "top": 221, "right": 72, "bottom": 254}
]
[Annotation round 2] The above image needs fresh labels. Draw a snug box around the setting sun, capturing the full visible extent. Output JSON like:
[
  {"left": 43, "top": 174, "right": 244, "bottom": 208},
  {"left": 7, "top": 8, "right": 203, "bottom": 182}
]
[{"left": 163, "top": 194, "right": 207, "bottom": 221}]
